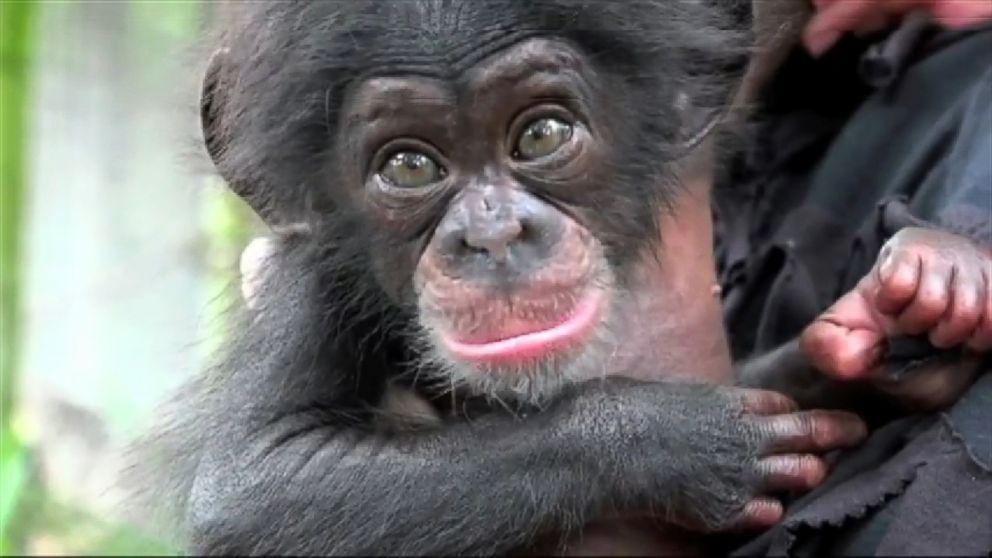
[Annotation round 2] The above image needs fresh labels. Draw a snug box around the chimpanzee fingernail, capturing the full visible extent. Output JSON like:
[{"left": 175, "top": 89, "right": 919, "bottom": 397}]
[
  {"left": 878, "top": 251, "right": 895, "bottom": 283},
  {"left": 804, "top": 30, "right": 842, "bottom": 58}
]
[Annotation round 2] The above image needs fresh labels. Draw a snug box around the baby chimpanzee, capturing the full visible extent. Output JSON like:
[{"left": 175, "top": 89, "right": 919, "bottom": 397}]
[{"left": 127, "top": 2, "right": 869, "bottom": 555}]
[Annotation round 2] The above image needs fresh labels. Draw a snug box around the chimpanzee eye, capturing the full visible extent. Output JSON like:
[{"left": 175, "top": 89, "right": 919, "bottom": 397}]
[
  {"left": 379, "top": 151, "right": 444, "bottom": 188},
  {"left": 515, "top": 118, "right": 573, "bottom": 160}
]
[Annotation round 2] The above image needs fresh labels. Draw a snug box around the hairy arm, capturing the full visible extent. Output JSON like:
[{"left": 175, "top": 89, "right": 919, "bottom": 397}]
[
  {"left": 174, "top": 238, "right": 863, "bottom": 556},
  {"left": 186, "top": 379, "right": 753, "bottom": 556},
  {"left": 735, "top": 338, "right": 892, "bottom": 415},
  {"left": 185, "top": 243, "right": 741, "bottom": 556}
]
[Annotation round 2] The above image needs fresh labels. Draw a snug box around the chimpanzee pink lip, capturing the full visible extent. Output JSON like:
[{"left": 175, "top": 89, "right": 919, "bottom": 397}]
[{"left": 440, "top": 289, "right": 605, "bottom": 365}]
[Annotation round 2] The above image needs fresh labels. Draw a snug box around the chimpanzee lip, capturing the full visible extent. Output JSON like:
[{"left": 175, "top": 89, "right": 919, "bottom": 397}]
[{"left": 439, "top": 288, "right": 604, "bottom": 365}]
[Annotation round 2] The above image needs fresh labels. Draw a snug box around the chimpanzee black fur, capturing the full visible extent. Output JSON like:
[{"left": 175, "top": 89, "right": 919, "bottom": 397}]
[{"left": 124, "top": 2, "right": 863, "bottom": 556}]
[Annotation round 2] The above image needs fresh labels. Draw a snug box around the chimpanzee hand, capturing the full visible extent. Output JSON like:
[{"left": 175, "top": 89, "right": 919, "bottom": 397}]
[
  {"left": 802, "top": 227, "right": 991, "bottom": 410},
  {"left": 702, "top": 386, "right": 867, "bottom": 530},
  {"left": 586, "top": 380, "right": 866, "bottom": 533}
]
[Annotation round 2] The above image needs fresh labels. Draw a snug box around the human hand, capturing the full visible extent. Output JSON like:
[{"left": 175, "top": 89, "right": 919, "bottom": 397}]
[{"left": 804, "top": 0, "right": 992, "bottom": 57}]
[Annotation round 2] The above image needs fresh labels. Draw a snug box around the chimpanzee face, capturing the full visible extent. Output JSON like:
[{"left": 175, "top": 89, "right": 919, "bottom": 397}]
[
  {"left": 336, "top": 39, "right": 622, "bottom": 399},
  {"left": 201, "top": 1, "right": 749, "bottom": 401}
]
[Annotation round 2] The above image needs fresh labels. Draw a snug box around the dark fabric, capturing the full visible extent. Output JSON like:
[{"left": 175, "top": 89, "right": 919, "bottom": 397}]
[
  {"left": 732, "top": 376, "right": 992, "bottom": 557},
  {"left": 717, "top": 21, "right": 992, "bottom": 557}
]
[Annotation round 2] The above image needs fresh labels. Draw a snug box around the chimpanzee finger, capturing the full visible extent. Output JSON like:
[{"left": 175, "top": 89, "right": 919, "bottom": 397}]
[
  {"left": 895, "top": 257, "right": 952, "bottom": 334},
  {"left": 755, "top": 454, "right": 829, "bottom": 493},
  {"left": 875, "top": 247, "right": 922, "bottom": 315},
  {"left": 929, "top": 266, "right": 983, "bottom": 349},
  {"left": 731, "top": 388, "right": 799, "bottom": 416},
  {"left": 725, "top": 498, "right": 784, "bottom": 531},
  {"left": 966, "top": 270, "right": 992, "bottom": 352},
  {"left": 755, "top": 410, "right": 868, "bottom": 455},
  {"left": 801, "top": 312, "right": 886, "bottom": 380}
]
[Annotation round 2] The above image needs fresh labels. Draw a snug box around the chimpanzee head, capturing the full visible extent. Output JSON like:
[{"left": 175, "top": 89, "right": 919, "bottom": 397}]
[{"left": 201, "top": 0, "right": 751, "bottom": 402}]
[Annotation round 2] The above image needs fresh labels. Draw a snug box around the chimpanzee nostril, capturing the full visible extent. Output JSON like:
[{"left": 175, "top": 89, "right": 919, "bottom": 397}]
[{"left": 458, "top": 237, "right": 487, "bottom": 259}]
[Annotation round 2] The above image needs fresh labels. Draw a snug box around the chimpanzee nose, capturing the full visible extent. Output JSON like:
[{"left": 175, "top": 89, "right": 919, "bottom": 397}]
[
  {"left": 434, "top": 187, "right": 562, "bottom": 277},
  {"left": 463, "top": 200, "right": 523, "bottom": 263}
]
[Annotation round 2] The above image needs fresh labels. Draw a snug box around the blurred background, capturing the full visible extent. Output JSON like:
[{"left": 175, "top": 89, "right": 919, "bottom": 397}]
[{"left": 2, "top": 2, "right": 260, "bottom": 554}]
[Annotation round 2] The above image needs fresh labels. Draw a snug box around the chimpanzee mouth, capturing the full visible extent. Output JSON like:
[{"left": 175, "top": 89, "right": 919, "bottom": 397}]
[{"left": 436, "top": 288, "right": 606, "bottom": 366}]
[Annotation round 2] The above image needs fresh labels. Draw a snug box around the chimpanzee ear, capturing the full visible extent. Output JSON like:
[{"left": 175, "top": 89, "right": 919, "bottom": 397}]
[
  {"left": 199, "top": 48, "right": 302, "bottom": 230},
  {"left": 200, "top": 47, "right": 229, "bottom": 173}
]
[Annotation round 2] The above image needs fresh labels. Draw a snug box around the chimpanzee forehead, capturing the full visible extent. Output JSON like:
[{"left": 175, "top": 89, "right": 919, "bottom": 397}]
[
  {"left": 343, "top": 0, "right": 580, "bottom": 78},
  {"left": 344, "top": 38, "right": 590, "bottom": 125},
  {"left": 246, "top": 0, "right": 703, "bottom": 93}
]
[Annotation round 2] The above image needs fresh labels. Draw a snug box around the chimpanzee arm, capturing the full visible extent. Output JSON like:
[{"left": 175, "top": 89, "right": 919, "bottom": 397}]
[
  {"left": 737, "top": 327, "right": 984, "bottom": 416},
  {"left": 187, "top": 378, "right": 758, "bottom": 556},
  {"left": 174, "top": 239, "right": 864, "bottom": 556},
  {"left": 735, "top": 339, "right": 881, "bottom": 412}
]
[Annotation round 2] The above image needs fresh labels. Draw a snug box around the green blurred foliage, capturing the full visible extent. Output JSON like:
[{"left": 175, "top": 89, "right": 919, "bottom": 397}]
[
  {"left": 4, "top": 479, "right": 176, "bottom": 556},
  {"left": 1, "top": 0, "right": 37, "bottom": 553},
  {"left": 200, "top": 177, "right": 258, "bottom": 359},
  {"left": 1, "top": 1, "right": 250, "bottom": 554}
]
